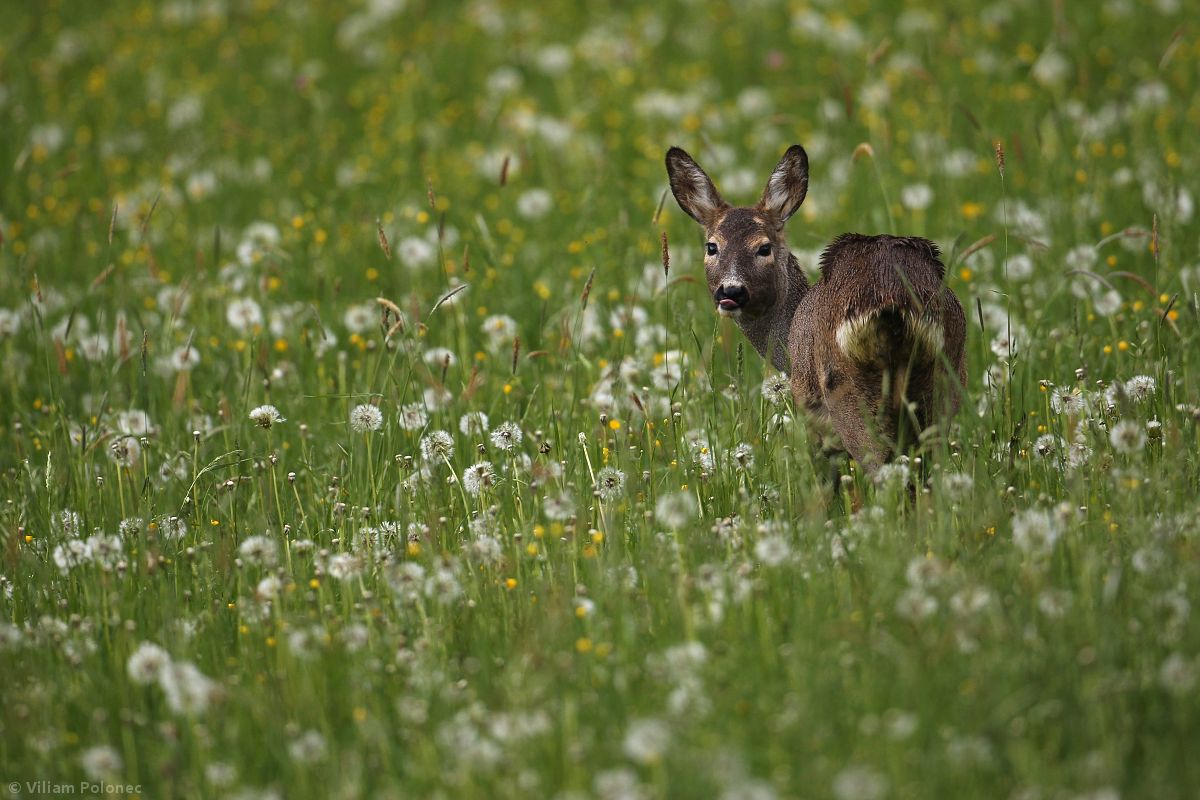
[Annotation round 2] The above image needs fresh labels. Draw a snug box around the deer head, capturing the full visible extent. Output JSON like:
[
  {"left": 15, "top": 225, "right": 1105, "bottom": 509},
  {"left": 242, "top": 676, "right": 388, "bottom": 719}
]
[{"left": 665, "top": 145, "right": 809, "bottom": 321}]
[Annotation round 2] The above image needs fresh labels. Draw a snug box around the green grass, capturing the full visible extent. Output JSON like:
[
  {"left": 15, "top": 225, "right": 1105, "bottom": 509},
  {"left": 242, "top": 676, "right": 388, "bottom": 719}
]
[{"left": 2, "top": 1, "right": 1199, "bottom": 798}]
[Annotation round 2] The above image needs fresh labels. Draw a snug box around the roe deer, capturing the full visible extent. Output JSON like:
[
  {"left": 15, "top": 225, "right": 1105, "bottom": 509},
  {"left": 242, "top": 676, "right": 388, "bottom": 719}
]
[{"left": 665, "top": 144, "right": 967, "bottom": 473}]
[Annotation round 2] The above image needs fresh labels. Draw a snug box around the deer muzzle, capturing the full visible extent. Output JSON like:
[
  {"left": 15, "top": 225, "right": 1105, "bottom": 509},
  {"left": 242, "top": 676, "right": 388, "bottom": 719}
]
[{"left": 714, "top": 284, "right": 749, "bottom": 315}]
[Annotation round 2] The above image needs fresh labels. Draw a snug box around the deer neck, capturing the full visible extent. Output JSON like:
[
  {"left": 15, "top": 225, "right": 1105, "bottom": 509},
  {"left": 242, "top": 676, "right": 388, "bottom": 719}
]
[{"left": 736, "top": 251, "right": 808, "bottom": 373}]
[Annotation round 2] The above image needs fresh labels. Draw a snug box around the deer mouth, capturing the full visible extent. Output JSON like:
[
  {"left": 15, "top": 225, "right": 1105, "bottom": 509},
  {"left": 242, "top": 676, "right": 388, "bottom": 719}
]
[{"left": 717, "top": 298, "right": 742, "bottom": 315}]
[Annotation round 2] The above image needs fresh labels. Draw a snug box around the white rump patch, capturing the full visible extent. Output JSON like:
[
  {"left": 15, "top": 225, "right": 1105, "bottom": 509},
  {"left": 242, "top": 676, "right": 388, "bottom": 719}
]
[
  {"left": 907, "top": 313, "right": 945, "bottom": 354},
  {"left": 835, "top": 310, "right": 945, "bottom": 363},
  {"left": 836, "top": 311, "right": 887, "bottom": 363}
]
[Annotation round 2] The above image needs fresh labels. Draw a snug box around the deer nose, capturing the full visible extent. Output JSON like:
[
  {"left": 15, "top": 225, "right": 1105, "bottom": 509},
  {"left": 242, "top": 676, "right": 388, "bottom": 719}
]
[{"left": 715, "top": 284, "right": 749, "bottom": 311}]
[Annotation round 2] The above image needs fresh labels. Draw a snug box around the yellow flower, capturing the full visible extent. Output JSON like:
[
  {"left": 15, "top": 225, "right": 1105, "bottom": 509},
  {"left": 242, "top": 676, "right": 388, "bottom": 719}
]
[{"left": 961, "top": 201, "right": 985, "bottom": 220}]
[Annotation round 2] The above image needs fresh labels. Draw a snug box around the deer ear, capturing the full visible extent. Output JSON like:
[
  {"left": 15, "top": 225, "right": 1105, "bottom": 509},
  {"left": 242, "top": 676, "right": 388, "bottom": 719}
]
[
  {"left": 665, "top": 147, "right": 727, "bottom": 226},
  {"left": 760, "top": 145, "right": 809, "bottom": 222}
]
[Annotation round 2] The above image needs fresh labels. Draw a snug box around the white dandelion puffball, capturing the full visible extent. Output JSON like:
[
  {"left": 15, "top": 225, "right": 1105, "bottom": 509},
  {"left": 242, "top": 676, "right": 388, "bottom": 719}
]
[
  {"left": 655, "top": 491, "right": 697, "bottom": 529},
  {"left": 516, "top": 188, "right": 553, "bottom": 219},
  {"left": 349, "top": 403, "right": 384, "bottom": 433},
  {"left": 1109, "top": 419, "right": 1146, "bottom": 454},
  {"left": 249, "top": 404, "right": 285, "bottom": 429},
  {"left": 226, "top": 297, "right": 264, "bottom": 332},
  {"left": 462, "top": 461, "right": 496, "bottom": 496},
  {"left": 489, "top": 421, "right": 523, "bottom": 451},
  {"left": 595, "top": 467, "right": 626, "bottom": 501},
  {"left": 127, "top": 642, "right": 172, "bottom": 685},
  {"left": 761, "top": 373, "right": 790, "bottom": 406},
  {"left": 1011, "top": 507, "right": 1062, "bottom": 556},
  {"left": 420, "top": 430, "right": 454, "bottom": 462}
]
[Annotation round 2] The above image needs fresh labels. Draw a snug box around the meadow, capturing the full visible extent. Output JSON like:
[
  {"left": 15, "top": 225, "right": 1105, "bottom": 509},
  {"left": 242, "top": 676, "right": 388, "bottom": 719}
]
[{"left": 1, "top": 0, "right": 1199, "bottom": 797}]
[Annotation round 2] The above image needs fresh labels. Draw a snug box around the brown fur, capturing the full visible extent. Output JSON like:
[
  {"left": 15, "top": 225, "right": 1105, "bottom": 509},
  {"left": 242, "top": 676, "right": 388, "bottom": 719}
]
[{"left": 666, "top": 145, "right": 968, "bottom": 471}]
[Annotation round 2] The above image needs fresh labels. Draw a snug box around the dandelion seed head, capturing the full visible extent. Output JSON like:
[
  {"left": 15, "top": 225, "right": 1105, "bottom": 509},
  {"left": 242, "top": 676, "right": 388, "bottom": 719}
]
[
  {"left": 226, "top": 297, "right": 264, "bottom": 332},
  {"left": 1012, "top": 507, "right": 1062, "bottom": 556},
  {"left": 108, "top": 436, "right": 141, "bottom": 467},
  {"left": 53, "top": 509, "right": 83, "bottom": 537},
  {"left": 158, "top": 515, "right": 189, "bottom": 541},
  {"left": 832, "top": 765, "right": 888, "bottom": 800},
  {"left": 940, "top": 471, "right": 974, "bottom": 500},
  {"left": 53, "top": 539, "right": 91, "bottom": 573},
  {"left": 462, "top": 461, "right": 496, "bottom": 496},
  {"left": 1159, "top": 653, "right": 1197, "bottom": 696},
  {"left": 342, "top": 302, "right": 375, "bottom": 333},
  {"left": 420, "top": 430, "right": 454, "bottom": 462},
  {"left": 622, "top": 718, "right": 670, "bottom": 765},
  {"left": 481, "top": 315, "right": 517, "bottom": 350},
  {"left": 900, "top": 183, "right": 933, "bottom": 210},
  {"left": 459, "top": 411, "right": 490, "bottom": 437},
  {"left": 80, "top": 745, "right": 123, "bottom": 780},
  {"left": 169, "top": 345, "right": 200, "bottom": 371},
  {"left": 754, "top": 534, "right": 791, "bottom": 567},
  {"left": 543, "top": 493, "right": 574, "bottom": 521},
  {"left": 731, "top": 442, "right": 755, "bottom": 470},
  {"left": 397, "top": 236, "right": 436, "bottom": 269},
  {"left": 349, "top": 403, "right": 384, "bottom": 433},
  {"left": 489, "top": 421, "right": 523, "bottom": 451},
  {"left": 1125, "top": 375, "right": 1156, "bottom": 401},
  {"left": 0, "top": 308, "right": 22, "bottom": 337},
  {"left": 874, "top": 461, "right": 911, "bottom": 488},
  {"left": 1034, "top": 433, "right": 1063, "bottom": 457},
  {"left": 1050, "top": 387, "right": 1087, "bottom": 415},
  {"left": 655, "top": 491, "right": 697, "bottom": 529},
  {"left": 255, "top": 576, "right": 282, "bottom": 600},
  {"left": 1093, "top": 289, "right": 1122, "bottom": 317},
  {"left": 1110, "top": 419, "right": 1146, "bottom": 454},
  {"left": 469, "top": 533, "right": 504, "bottom": 566},
  {"left": 516, "top": 188, "right": 553, "bottom": 219},
  {"left": 248, "top": 405, "right": 285, "bottom": 428},
  {"left": 595, "top": 467, "right": 626, "bottom": 502},
  {"left": 127, "top": 641, "right": 171, "bottom": 685},
  {"left": 289, "top": 730, "right": 328, "bottom": 764},
  {"left": 238, "top": 534, "right": 279, "bottom": 567},
  {"left": 397, "top": 402, "right": 428, "bottom": 431},
  {"left": 326, "top": 552, "right": 364, "bottom": 582},
  {"left": 423, "top": 347, "right": 457, "bottom": 368},
  {"left": 895, "top": 587, "right": 938, "bottom": 622},
  {"left": 158, "top": 660, "right": 219, "bottom": 715}
]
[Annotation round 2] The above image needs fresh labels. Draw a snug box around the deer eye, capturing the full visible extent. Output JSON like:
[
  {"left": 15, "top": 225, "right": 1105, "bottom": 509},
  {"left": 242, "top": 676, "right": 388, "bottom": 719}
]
[
  {"left": 706, "top": 242, "right": 718, "bottom": 256},
  {"left": 757, "top": 243, "right": 772, "bottom": 257}
]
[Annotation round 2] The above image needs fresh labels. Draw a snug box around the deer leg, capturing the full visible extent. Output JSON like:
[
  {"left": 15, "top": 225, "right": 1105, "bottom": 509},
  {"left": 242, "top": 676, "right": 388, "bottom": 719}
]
[{"left": 822, "top": 383, "right": 889, "bottom": 474}]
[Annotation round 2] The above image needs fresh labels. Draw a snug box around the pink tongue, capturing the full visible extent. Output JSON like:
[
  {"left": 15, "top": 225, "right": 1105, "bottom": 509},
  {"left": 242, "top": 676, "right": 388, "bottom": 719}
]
[{"left": 719, "top": 298, "right": 740, "bottom": 310}]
